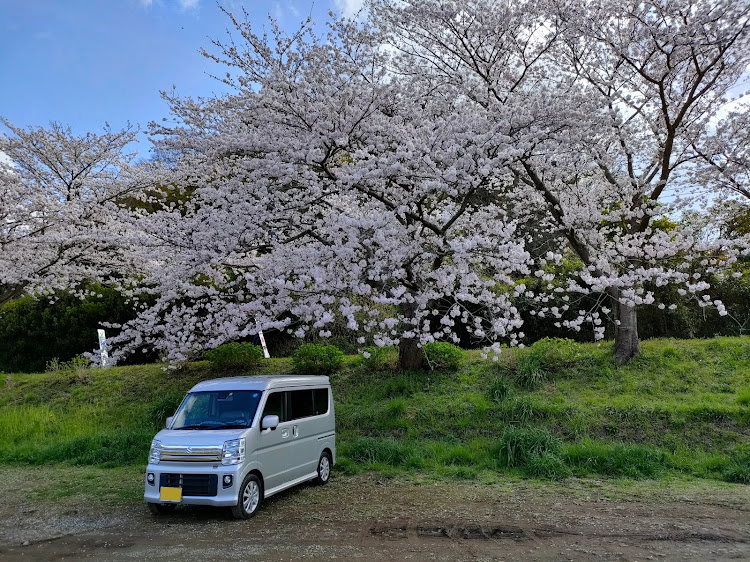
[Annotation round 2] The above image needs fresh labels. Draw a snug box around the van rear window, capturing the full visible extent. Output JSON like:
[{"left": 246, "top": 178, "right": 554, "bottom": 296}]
[
  {"left": 290, "top": 390, "right": 315, "bottom": 419},
  {"left": 261, "top": 388, "right": 329, "bottom": 422}
]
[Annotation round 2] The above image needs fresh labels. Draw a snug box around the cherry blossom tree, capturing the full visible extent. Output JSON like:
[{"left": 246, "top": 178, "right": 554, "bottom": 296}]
[
  {"left": 692, "top": 106, "right": 750, "bottom": 201},
  {"left": 92, "top": 1, "right": 748, "bottom": 367},
  {"left": 372, "top": 0, "right": 750, "bottom": 362},
  {"left": 109, "top": 13, "right": 534, "bottom": 368},
  {"left": 0, "top": 120, "right": 148, "bottom": 306}
]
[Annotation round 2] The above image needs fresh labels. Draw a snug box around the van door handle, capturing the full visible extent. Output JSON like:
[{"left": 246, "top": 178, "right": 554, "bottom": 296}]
[{"left": 292, "top": 425, "right": 299, "bottom": 438}]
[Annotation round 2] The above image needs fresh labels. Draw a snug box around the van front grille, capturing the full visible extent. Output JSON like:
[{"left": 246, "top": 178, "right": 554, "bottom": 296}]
[
  {"left": 160, "top": 445, "right": 222, "bottom": 463},
  {"left": 160, "top": 473, "right": 218, "bottom": 497}
]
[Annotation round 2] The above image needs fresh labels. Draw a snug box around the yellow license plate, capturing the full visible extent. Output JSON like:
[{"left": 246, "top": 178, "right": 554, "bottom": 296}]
[{"left": 160, "top": 486, "right": 182, "bottom": 502}]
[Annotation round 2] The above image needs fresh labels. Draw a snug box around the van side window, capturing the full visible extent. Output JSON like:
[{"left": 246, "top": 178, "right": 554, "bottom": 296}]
[
  {"left": 262, "top": 391, "right": 286, "bottom": 422},
  {"left": 313, "top": 388, "right": 329, "bottom": 416},
  {"left": 289, "top": 389, "right": 314, "bottom": 420}
]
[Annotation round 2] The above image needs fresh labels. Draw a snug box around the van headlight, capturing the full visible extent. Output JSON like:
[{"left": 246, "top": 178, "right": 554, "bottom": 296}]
[
  {"left": 149, "top": 439, "right": 162, "bottom": 464},
  {"left": 221, "top": 438, "right": 245, "bottom": 466}
]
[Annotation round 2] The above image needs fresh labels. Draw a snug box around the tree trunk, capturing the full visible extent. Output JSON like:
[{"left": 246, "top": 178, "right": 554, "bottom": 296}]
[
  {"left": 398, "top": 336, "right": 424, "bottom": 370},
  {"left": 397, "top": 298, "right": 424, "bottom": 370},
  {"left": 614, "top": 299, "right": 640, "bottom": 364}
]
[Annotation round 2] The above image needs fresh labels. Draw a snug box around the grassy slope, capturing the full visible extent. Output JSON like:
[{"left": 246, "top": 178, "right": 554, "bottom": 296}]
[{"left": 0, "top": 337, "right": 748, "bottom": 482}]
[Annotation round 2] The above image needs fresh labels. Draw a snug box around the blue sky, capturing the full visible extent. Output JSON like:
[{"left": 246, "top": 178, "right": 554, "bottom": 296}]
[{"left": 0, "top": 0, "right": 363, "bottom": 157}]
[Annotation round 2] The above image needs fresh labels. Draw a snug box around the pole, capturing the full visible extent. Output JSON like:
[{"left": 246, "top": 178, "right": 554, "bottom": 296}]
[
  {"left": 258, "top": 330, "right": 270, "bottom": 359},
  {"left": 97, "top": 329, "right": 109, "bottom": 367}
]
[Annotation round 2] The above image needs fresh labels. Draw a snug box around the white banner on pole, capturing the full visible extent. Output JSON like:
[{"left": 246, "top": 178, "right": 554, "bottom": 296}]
[
  {"left": 258, "top": 330, "right": 270, "bottom": 359},
  {"left": 97, "top": 329, "right": 109, "bottom": 367}
]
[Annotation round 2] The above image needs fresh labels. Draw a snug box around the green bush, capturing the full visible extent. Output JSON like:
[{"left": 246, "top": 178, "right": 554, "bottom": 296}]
[
  {"left": 488, "top": 376, "right": 513, "bottom": 402},
  {"left": 292, "top": 343, "right": 344, "bottom": 375},
  {"left": 528, "top": 337, "right": 582, "bottom": 370},
  {"left": 423, "top": 342, "right": 463, "bottom": 372},
  {"left": 205, "top": 342, "right": 264, "bottom": 371},
  {"left": 514, "top": 338, "right": 582, "bottom": 388},
  {"left": 737, "top": 387, "right": 750, "bottom": 406}
]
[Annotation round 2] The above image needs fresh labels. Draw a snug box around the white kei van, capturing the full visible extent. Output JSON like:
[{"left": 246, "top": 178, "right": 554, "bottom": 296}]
[{"left": 144, "top": 375, "right": 335, "bottom": 518}]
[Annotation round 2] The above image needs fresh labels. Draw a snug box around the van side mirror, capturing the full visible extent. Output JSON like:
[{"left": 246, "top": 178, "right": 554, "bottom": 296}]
[
  {"left": 261, "top": 415, "right": 279, "bottom": 430},
  {"left": 166, "top": 416, "right": 174, "bottom": 429}
]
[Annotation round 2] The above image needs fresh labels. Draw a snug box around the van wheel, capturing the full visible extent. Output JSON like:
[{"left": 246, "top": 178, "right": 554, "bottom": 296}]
[
  {"left": 231, "top": 474, "right": 262, "bottom": 519},
  {"left": 315, "top": 451, "right": 331, "bottom": 485},
  {"left": 148, "top": 502, "right": 176, "bottom": 515}
]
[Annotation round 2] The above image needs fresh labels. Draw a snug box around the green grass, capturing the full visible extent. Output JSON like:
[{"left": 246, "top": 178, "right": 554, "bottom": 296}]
[{"left": 0, "top": 337, "right": 748, "bottom": 484}]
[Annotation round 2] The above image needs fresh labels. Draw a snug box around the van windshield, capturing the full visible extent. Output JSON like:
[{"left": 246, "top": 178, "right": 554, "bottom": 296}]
[{"left": 171, "top": 390, "right": 263, "bottom": 430}]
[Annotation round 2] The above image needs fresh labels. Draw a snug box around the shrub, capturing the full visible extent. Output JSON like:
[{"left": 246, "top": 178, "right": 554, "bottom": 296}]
[
  {"left": 423, "top": 342, "right": 463, "bottom": 372},
  {"left": 737, "top": 387, "right": 750, "bottom": 406},
  {"left": 487, "top": 376, "right": 513, "bottom": 402},
  {"left": 45, "top": 355, "right": 91, "bottom": 378},
  {"left": 528, "top": 337, "right": 582, "bottom": 370},
  {"left": 514, "top": 338, "right": 582, "bottom": 388},
  {"left": 292, "top": 343, "right": 344, "bottom": 375},
  {"left": 205, "top": 342, "right": 264, "bottom": 371},
  {"left": 499, "top": 426, "right": 561, "bottom": 468}
]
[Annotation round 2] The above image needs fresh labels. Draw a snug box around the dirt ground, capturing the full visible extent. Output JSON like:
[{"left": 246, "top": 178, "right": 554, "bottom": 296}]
[{"left": 0, "top": 469, "right": 748, "bottom": 561}]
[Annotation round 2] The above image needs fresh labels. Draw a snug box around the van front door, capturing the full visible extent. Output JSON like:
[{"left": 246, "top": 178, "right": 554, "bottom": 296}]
[{"left": 256, "top": 391, "right": 295, "bottom": 493}]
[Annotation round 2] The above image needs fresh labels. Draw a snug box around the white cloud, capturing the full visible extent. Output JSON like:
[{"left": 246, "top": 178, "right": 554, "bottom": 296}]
[
  {"left": 272, "top": 2, "right": 301, "bottom": 21},
  {"left": 140, "top": 0, "right": 153, "bottom": 7},
  {"left": 178, "top": 0, "right": 199, "bottom": 11},
  {"left": 333, "top": 0, "right": 365, "bottom": 18}
]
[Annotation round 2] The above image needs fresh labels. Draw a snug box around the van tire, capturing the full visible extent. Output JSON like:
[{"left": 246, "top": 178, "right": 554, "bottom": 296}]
[
  {"left": 231, "top": 474, "right": 263, "bottom": 519},
  {"left": 315, "top": 451, "right": 331, "bottom": 485},
  {"left": 148, "top": 503, "right": 176, "bottom": 515}
]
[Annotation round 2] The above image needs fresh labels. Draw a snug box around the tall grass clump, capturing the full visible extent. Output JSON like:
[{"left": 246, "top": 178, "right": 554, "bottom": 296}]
[
  {"left": 205, "top": 342, "right": 263, "bottom": 371},
  {"left": 498, "top": 426, "right": 568, "bottom": 479},
  {"left": 564, "top": 439, "right": 666, "bottom": 478},
  {"left": 487, "top": 376, "right": 513, "bottom": 402},
  {"left": 292, "top": 344, "right": 344, "bottom": 375},
  {"left": 515, "top": 354, "right": 547, "bottom": 389},
  {"left": 723, "top": 444, "right": 750, "bottom": 484}
]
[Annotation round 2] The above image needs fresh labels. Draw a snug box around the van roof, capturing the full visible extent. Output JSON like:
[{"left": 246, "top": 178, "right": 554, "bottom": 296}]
[{"left": 189, "top": 375, "right": 330, "bottom": 393}]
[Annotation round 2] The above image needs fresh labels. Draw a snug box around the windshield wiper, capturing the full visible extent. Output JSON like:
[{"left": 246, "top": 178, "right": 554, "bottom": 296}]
[
  {"left": 214, "top": 423, "right": 248, "bottom": 429},
  {"left": 175, "top": 422, "right": 224, "bottom": 430}
]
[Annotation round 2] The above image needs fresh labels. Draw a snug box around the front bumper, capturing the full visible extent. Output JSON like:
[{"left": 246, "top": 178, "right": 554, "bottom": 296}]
[{"left": 144, "top": 462, "right": 242, "bottom": 507}]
